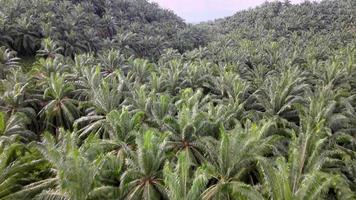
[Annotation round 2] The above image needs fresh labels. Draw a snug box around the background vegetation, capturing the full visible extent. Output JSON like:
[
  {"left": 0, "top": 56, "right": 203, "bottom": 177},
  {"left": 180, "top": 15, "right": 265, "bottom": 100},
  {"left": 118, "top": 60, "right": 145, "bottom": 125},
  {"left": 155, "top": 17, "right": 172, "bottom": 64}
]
[{"left": 0, "top": 0, "right": 355, "bottom": 199}]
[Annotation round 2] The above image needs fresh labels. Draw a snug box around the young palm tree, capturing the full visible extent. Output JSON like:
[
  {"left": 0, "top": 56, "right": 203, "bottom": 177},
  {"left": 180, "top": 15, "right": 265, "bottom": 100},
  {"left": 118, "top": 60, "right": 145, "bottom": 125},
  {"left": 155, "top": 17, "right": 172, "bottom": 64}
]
[
  {"left": 212, "top": 71, "right": 249, "bottom": 100},
  {"left": 105, "top": 108, "right": 144, "bottom": 143},
  {"left": 20, "top": 129, "right": 121, "bottom": 200},
  {"left": 97, "top": 49, "right": 127, "bottom": 77},
  {"left": 0, "top": 1, "right": 355, "bottom": 199},
  {"left": 121, "top": 131, "right": 167, "bottom": 200},
  {"left": 74, "top": 77, "right": 125, "bottom": 140},
  {"left": 0, "top": 47, "right": 20, "bottom": 79},
  {"left": 210, "top": 72, "right": 250, "bottom": 127},
  {"left": 71, "top": 62, "right": 101, "bottom": 101},
  {"left": 312, "top": 58, "right": 349, "bottom": 92},
  {"left": 126, "top": 58, "right": 154, "bottom": 84},
  {"left": 145, "top": 94, "right": 175, "bottom": 130},
  {"left": 159, "top": 59, "right": 185, "bottom": 95},
  {"left": 0, "top": 71, "right": 37, "bottom": 122},
  {"left": 202, "top": 120, "right": 282, "bottom": 200},
  {"left": 164, "top": 151, "right": 208, "bottom": 200},
  {"left": 1, "top": 82, "right": 34, "bottom": 117},
  {"left": 182, "top": 61, "right": 214, "bottom": 90},
  {"left": 163, "top": 103, "right": 219, "bottom": 164},
  {"left": 298, "top": 87, "right": 348, "bottom": 134},
  {"left": 0, "top": 142, "right": 49, "bottom": 200},
  {"left": 253, "top": 67, "right": 309, "bottom": 125},
  {"left": 257, "top": 156, "right": 354, "bottom": 200},
  {"left": 31, "top": 57, "right": 69, "bottom": 81},
  {"left": 257, "top": 90, "right": 355, "bottom": 200},
  {"left": 36, "top": 38, "right": 63, "bottom": 59},
  {"left": 0, "top": 112, "right": 36, "bottom": 142},
  {"left": 39, "top": 73, "right": 79, "bottom": 130}
]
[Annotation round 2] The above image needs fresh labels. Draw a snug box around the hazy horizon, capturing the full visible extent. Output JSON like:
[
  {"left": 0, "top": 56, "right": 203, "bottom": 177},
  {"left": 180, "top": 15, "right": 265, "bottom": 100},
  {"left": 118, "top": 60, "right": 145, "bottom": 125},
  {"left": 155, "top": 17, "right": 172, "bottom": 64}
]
[{"left": 150, "top": 0, "right": 319, "bottom": 23}]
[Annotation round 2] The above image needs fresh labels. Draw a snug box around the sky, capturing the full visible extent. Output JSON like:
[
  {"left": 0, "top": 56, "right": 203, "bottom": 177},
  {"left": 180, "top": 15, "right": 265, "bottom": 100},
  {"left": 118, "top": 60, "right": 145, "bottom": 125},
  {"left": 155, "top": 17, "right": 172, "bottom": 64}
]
[{"left": 150, "top": 0, "right": 313, "bottom": 23}]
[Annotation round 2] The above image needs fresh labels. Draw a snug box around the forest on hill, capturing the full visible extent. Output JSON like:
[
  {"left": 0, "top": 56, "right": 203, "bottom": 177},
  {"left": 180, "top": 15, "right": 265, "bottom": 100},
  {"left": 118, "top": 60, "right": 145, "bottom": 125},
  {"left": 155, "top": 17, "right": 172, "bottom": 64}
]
[{"left": 0, "top": 0, "right": 355, "bottom": 199}]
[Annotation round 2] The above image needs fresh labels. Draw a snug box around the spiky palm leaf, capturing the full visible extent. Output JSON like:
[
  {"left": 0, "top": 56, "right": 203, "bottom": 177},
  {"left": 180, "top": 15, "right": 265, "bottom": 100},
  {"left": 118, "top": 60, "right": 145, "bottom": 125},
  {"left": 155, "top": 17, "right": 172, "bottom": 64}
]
[
  {"left": 164, "top": 151, "right": 208, "bottom": 200},
  {"left": 121, "top": 131, "right": 168, "bottom": 200},
  {"left": 0, "top": 143, "right": 49, "bottom": 200},
  {"left": 39, "top": 73, "right": 79, "bottom": 130},
  {"left": 0, "top": 47, "right": 20, "bottom": 79},
  {"left": 202, "top": 120, "right": 282, "bottom": 200}
]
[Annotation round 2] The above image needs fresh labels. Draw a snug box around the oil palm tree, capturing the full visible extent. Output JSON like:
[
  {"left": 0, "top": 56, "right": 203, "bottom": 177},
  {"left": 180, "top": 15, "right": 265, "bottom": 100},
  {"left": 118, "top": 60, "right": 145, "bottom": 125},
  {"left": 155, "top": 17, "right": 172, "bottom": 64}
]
[
  {"left": 71, "top": 62, "right": 101, "bottom": 101},
  {"left": 181, "top": 61, "right": 213, "bottom": 90},
  {"left": 16, "top": 129, "right": 122, "bottom": 200},
  {"left": 202, "top": 120, "right": 282, "bottom": 200},
  {"left": 163, "top": 151, "right": 208, "bottom": 200},
  {"left": 145, "top": 94, "right": 175, "bottom": 130},
  {"left": 257, "top": 156, "right": 354, "bottom": 200},
  {"left": 0, "top": 70, "right": 38, "bottom": 121},
  {"left": 253, "top": 67, "right": 309, "bottom": 125},
  {"left": 39, "top": 73, "right": 79, "bottom": 130},
  {"left": 36, "top": 38, "right": 63, "bottom": 58},
  {"left": 159, "top": 59, "right": 185, "bottom": 95},
  {"left": 0, "top": 47, "right": 20, "bottom": 79},
  {"left": 74, "top": 77, "right": 125, "bottom": 140},
  {"left": 105, "top": 108, "right": 144, "bottom": 143},
  {"left": 256, "top": 89, "right": 356, "bottom": 200},
  {"left": 0, "top": 142, "right": 49, "bottom": 200},
  {"left": 126, "top": 58, "right": 154, "bottom": 84},
  {"left": 97, "top": 49, "right": 127, "bottom": 77},
  {"left": 12, "top": 16, "right": 42, "bottom": 55},
  {"left": 31, "top": 57, "right": 69, "bottom": 82},
  {"left": 120, "top": 131, "right": 167, "bottom": 200},
  {"left": 163, "top": 103, "right": 219, "bottom": 164},
  {"left": 0, "top": 112, "right": 36, "bottom": 142}
]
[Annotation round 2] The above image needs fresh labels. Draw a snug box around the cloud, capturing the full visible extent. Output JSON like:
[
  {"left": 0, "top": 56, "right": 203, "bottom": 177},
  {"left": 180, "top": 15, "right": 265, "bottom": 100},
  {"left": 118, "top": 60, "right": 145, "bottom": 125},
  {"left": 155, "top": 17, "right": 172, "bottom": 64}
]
[
  {"left": 150, "top": 0, "right": 318, "bottom": 23},
  {"left": 151, "top": 0, "right": 266, "bottom": 22}
]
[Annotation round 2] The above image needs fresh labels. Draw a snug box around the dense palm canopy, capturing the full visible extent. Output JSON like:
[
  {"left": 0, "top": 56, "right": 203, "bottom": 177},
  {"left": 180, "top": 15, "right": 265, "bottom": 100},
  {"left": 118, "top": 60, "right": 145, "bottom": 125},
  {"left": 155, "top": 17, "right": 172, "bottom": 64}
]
[{"left": 0, "top": 0, "right": 355, "bottom": 199}]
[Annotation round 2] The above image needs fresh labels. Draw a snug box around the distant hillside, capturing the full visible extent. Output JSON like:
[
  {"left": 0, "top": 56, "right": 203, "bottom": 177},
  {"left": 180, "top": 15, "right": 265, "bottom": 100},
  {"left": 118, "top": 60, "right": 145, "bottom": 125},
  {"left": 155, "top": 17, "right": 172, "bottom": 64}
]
[
  {"left": 0, "top": 0, "right": 354, "bottom": 60},
  {"left": 0, "top": 0, "right": 208, "bottom": 59},
  {"left": 198, "top": 0, "right": 355, "bottom": 40},
  {"left": 187, "top": 0, "right": 356, "bottom": 65}
]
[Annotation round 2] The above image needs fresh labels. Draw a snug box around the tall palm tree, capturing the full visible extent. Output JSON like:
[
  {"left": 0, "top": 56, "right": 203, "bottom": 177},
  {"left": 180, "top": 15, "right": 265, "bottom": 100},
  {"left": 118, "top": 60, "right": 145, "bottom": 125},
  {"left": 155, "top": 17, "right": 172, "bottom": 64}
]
[{"left": 12, "top": 16, "right": 42, "bottom": 56}]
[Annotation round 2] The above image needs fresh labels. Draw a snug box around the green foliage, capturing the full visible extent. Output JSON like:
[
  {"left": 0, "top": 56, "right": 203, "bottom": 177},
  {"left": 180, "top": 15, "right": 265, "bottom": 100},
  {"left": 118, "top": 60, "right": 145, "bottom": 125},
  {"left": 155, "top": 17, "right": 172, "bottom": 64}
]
[
  {"left": 164, "top": 151, "right": 208, "bottom": 200},
  {"left": 0, "top": 0, "right": 355, "bottom": 199},
  {"left": 0, "top": 0, "right": 208, "bottom": 58}
]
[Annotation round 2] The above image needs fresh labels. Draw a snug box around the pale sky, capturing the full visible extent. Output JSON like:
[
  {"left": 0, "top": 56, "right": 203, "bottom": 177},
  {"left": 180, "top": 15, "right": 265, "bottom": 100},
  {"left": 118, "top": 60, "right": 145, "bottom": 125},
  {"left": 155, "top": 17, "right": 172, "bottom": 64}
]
[{"left": 150, "top": 0, "right": 316, "bottom": 23}]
